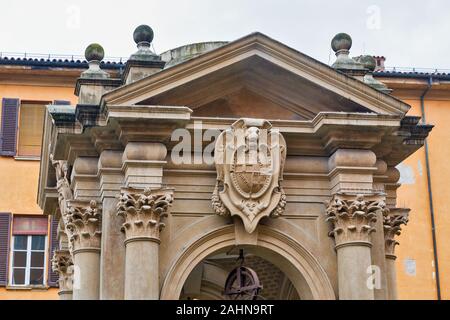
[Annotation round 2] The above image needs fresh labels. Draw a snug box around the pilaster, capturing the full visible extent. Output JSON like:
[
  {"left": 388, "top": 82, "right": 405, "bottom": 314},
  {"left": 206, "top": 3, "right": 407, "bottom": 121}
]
[
  {"left": 98, "top": 150, "right": 125, "bottom": 300},
  {"left": 384, "top": 208, "right": 409, "bottom": 300}
]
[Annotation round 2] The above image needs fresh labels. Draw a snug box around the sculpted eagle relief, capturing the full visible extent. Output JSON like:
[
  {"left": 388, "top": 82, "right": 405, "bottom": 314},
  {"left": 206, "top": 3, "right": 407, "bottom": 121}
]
[{"left": 212, "top": 118, "right": 287, "bottom": 233}]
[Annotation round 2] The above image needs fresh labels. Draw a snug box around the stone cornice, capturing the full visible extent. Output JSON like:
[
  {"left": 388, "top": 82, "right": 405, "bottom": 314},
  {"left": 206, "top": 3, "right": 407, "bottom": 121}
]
[
  {"left": 117, "top": 187, "right": 174, "bottom": 243},
  {"left": 100, "top": 32, "right": 410, "bottom": 116}
]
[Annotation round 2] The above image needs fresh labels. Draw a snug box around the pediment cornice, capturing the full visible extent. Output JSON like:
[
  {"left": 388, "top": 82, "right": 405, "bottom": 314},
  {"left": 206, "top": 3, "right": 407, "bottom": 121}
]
[{"left": 101, "top": 33, "right": 410, "bottom": 116}]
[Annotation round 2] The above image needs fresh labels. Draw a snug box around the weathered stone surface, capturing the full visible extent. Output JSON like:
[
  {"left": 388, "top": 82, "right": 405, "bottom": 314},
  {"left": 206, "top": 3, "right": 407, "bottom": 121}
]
[{"left": 39, "top": 31, "right": 432, "bottom": 301}]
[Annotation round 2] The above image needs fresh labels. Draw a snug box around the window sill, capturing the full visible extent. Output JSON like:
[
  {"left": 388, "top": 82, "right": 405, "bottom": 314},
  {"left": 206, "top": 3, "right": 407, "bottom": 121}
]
[
  {"left": 14, "top": 156, "right": 41, "bottom": 161},
  {"left": 6, "top": 285, "right": 49, "bottom": 291}
]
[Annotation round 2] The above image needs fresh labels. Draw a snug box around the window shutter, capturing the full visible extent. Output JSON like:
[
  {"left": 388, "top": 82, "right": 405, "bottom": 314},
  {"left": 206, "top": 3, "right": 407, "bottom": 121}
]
[
  {"left": 0, "top": 98, "right": 20, "bottom": 156},
  {"left": 0, "top": 213, "right": 11, "bottom": 286},
  {"left": 53, "top": 100, "right": 71, "bottom": 105},
  {"left": 48, "top": 216, "right": 59, "bottom": 287}
]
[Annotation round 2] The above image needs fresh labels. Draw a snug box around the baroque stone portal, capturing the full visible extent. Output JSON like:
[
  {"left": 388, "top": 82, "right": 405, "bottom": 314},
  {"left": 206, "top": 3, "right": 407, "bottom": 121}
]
[
  {"left": 212, "top": 118, "right": 287, "bottom": 233},
  {"left": 37, "top": 28, "right": 433, "bottom": 300}
]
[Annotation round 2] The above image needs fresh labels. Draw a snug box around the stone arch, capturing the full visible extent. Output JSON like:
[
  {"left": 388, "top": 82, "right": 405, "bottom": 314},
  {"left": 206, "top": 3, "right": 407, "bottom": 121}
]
[
  {"left": 180, "top": 261, "right": 229, "bottom": 300},
  {"left": 160, "top": 224, "right": 335, "bottom": 300}
]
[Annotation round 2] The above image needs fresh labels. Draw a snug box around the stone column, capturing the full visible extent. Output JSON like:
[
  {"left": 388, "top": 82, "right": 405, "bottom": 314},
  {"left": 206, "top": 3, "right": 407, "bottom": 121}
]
[
  {"left": 98, "top": 151, "right": 125, "bottom": 300},
  {"left": 51, "top": 250, "right": 74, "bottom": 300},
  {"left": 326, "top": 193, "right": 386, "bottom": 300},
  {"left": 66, "top": 200, "right": 102, "bottom": 300},
  {"left": 118, "top": 142, "right": 171, "bottom": 300},
  {"left": 384, "top": 208, "right": 409, "bottom": 300},
  {"left": 117, "top": 187, "right": 173, "bottom": 300}
]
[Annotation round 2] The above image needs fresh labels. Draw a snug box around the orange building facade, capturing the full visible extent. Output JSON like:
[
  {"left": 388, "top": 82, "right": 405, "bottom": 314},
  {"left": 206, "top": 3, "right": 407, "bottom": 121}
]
[
  {"left": 0, "top": 52, "right": 448, "bottom": 300},
  {"left": 0, "top": 58, "right": 120, "bottom": 299},
  {"left": 378, "top": 73, "right": 450, "bottom": 300}
]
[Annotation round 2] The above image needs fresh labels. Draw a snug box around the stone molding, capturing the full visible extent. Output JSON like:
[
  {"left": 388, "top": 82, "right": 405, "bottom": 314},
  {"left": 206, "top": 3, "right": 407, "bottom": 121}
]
[
  {"left": 66, "top": 200, "right": 102, "bottom": 252},
  {"left": 117, "top": 187, "right": 173, "bottom": 243},
  {"left": 383, "top": 208, "right": 410, "bottom": 259},
  {"left": 325, "top": 193, "right": 387, "bottom": 248},
  {"left": 51, "top": 250, "right": 74, "bottom": 293}
]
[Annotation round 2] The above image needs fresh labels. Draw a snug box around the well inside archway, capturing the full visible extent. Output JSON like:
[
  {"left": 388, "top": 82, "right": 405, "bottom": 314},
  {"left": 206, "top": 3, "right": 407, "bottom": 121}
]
[
  {"left": 160, "top": 225, "right": 335, "bottom": 300},
  {"left": 180, "top": 248, "right": 301, "bottom": 300}
]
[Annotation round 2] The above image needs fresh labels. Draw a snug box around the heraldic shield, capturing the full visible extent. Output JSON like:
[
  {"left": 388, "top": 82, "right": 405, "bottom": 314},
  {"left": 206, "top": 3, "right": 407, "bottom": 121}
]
[{"left": 212, "top": 118, "right": 287, "bottom": 233}]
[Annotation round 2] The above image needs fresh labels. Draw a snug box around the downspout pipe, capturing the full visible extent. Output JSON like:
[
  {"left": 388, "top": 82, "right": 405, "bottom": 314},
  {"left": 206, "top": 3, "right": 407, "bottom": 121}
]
[{"left": 420, "top": 75, "right": 441, "bottom": 300}]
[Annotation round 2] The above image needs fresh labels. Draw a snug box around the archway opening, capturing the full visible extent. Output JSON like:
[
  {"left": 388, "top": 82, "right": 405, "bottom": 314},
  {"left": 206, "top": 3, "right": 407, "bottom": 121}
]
[
  {"left": 179, "top": 246, "right": 301, "bottom": 300},
  {"left": 160, "top": 225, "right": 335, "bottom": 300}
]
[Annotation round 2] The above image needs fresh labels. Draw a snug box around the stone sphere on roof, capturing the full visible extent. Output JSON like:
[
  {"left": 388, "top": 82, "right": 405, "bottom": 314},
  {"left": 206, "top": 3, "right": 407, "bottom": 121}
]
[
  {"left": 85, "top": 43, "right": 105, "bottom": 62},
  {"left": 133, "top": 25, "right": 154, "bottom": 44},
  {"left": 359, "top": 55, "right": 377, "bottom": 72},
  {"left": 331, "top": 33, "right": 352, "bottom": 52}
]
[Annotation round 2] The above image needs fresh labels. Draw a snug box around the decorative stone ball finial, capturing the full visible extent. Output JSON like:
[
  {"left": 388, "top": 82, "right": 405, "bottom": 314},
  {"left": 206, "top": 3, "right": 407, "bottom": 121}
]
[
  {"left": 133, "top": 25, "right": 154, "bottom": 45},
  {"left": 81, "top": 43, "right": 109, "bottom": 79},
  {"left": 331, "top": 33, "right": 352, "bottom": 53},
  {"left": 84, "top": 43, "right": 105, "bottom": 62},
  {"left": 358, "top": 55, "right": 377, "bottom": 72}
]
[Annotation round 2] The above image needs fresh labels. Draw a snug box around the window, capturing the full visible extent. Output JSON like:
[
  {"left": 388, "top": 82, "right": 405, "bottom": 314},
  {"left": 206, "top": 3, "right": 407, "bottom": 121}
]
[
  {"left": 17, "top": 102, "right": 46, "bottom": 157},
  {"left": 9, "top": 216, "right": 48, "bottom": 287},
  {"left": 10, "top": 235, "right": 47, "bottom": 286}
]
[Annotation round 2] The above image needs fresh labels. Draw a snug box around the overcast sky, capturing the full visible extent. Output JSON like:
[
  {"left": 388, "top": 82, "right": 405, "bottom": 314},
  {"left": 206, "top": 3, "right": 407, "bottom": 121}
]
[{"left": 0, "top": 0, "right": 448, "bottom": 70}]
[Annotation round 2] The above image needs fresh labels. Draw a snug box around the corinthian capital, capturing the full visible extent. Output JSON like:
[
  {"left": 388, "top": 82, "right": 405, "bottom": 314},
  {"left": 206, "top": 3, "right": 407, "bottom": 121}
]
[
  {"left": 325, "top": 194, "right": 386, "bottom": 247},
  {"left": 384, "top": 208, "right": 410, "bottom": 258},
  {"left": 66, "top": 200, "right": 102, "bottom": 252},
  {"left": 117, "top": 187, "right": 173, "bottom": 243},
  {"left": 51, "top": 250, "right": 74, "bottom": 292}
]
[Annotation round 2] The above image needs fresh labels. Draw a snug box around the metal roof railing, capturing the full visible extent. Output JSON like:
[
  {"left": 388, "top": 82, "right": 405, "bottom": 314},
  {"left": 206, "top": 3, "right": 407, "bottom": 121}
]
[
  {"left": 0, "top": 51, "right": 128, "bottom": 63},
  {"left": 382, "top": 66, "right": 450, "bottom": 75}
]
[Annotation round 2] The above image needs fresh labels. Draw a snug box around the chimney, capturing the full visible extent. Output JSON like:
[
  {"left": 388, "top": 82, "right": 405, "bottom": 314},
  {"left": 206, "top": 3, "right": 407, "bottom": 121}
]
[
  {"left": 373, "top": 56, "right": 386, "bottom": 72},
  {"left": 330, "top": 33, "right": 367, "bottom": 80},
  {"left": 123, "top": 25, "right": 166, "bottom": 84}
]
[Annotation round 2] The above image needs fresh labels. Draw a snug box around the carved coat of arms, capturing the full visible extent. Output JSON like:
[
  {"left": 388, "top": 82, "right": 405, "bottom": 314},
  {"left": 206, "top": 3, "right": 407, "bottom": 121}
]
[{"left": 212, "top": 118, "right": 287, "bottom": 233}]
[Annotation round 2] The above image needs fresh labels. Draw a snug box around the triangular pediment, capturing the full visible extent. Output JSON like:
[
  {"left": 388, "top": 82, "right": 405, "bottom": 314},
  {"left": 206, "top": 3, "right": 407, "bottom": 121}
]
[
  {"left": 192, "top": 87, "right": 304, "bottom": 120},
  {"left": 102, "top": 33, "right": 410, "bottom": 119}
]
